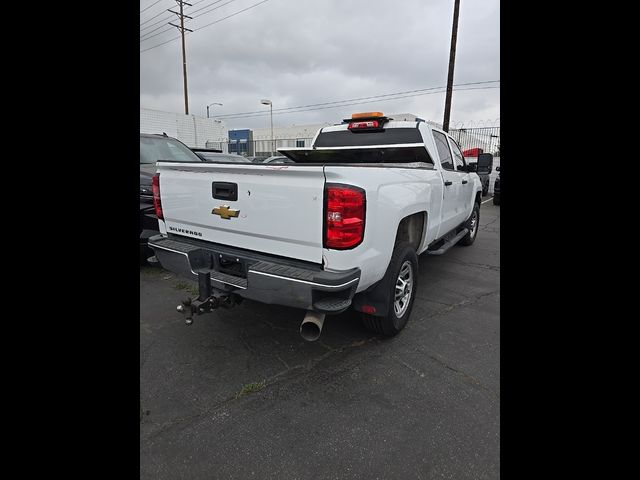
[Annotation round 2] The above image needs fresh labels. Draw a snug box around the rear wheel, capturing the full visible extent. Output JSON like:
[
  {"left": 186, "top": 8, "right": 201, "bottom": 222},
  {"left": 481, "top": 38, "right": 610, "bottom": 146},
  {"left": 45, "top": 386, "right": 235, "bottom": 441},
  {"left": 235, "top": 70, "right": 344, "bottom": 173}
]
[
  {"left": 459, "top": 202, "right": 480, "bottom": 246},
  {"left": 362, "top": 242, "right": 418, "bottom": 336}
]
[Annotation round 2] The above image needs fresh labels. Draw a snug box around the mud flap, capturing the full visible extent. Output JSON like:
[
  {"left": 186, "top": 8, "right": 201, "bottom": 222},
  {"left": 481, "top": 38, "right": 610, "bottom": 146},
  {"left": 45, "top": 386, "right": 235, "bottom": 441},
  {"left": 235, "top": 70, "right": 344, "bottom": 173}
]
[{"left": 351, "top": 269, "right": 395, "bottom": 317}]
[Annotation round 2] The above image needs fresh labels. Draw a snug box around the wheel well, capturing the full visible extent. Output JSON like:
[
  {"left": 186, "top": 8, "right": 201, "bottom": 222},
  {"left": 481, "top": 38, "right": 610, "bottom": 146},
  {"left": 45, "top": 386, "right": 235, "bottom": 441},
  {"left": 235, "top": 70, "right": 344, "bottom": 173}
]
[
  {"left": 475, "top": 191, "right": 482, "bottom": 205},
  {"left": 395, "top": 212, "right": 426, "bottom": 251}
]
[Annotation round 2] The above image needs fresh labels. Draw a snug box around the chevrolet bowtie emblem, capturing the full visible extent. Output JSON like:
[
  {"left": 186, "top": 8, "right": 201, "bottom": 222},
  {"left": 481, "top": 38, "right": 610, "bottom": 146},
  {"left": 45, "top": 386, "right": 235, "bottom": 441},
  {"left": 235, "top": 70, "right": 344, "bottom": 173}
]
[{"left": 212, "top": 205, "right": 240, "bottom": 220}]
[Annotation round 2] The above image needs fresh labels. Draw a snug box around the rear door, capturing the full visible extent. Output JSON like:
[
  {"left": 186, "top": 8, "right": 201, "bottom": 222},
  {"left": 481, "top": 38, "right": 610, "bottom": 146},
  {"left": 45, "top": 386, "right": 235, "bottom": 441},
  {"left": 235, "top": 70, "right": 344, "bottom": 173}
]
[
  {"left": 156, "top": 162, "right": 326, "bottom": 264},
  {"left": 449, "top": 137, "right": 475, "bottom": 221},
  {"left": 432, "top": 130, "right": 460, "bottom": 236}
]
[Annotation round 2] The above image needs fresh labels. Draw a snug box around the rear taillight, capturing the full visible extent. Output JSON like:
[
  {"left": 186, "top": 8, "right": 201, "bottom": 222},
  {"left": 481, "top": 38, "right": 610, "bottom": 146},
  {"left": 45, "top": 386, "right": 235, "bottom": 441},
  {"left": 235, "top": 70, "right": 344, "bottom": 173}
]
[
  {"left": 152, "top": 173, "right": 163, "bottom": 220},
  {"left": 324, "top": 184, "right": 365, "bottom": 249}
]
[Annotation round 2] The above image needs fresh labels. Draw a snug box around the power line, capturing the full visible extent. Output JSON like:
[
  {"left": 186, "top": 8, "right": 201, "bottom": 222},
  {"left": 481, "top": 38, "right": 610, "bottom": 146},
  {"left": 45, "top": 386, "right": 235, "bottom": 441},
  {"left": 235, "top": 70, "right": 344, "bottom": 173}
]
[
  {"left": 140, "top": 0, "right": 271, "bottom": 52},
  {"left": 141, "top": 0, "right": 238, "bottom": 41},
  {"left": 141, "top": 0, "right": 232, "bottom": 32},
  {"left": 192, "top": 0, "right": 270, "bottom": 32},
  {"left": 189, "top": 0, "right": 214, "bottom": 7},
  {"left": 141, "top": 13, "right": 174, "bottom": 32},
  {"left": 213, "top": 81, "right": 499, "bottom": 118},
  {"left": 141, "top": 8, "right": 171, "bottom": 29},
  {"left": 140, "top": 23, "right": 175, "bottom": 41},
  {"left": 141, "top": 0, "right": 166, "bottom": 14},
  {"left": 218, "top": 86, "right": 500, "bottom": 121},
  {"left": 189, "top": 0, "right": 232, "bottom": 16},
  {"left": 141, "top": 0, "right": 213, "bottom": 33},
  {"left": 140, "top": 32, "right": 182, "bottom": 52},
  {"left": 141, "top": 0, "right": 238, "bottom": 40},
  {"left": 141, "top": 0, "right": 204, "bottom": 31}
]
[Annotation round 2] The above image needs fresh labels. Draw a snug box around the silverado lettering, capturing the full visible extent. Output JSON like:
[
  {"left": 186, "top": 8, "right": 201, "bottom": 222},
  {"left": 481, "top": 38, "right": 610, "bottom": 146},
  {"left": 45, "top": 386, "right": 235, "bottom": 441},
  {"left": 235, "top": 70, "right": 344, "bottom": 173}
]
[{"left": 168, "top": 227, "right": 203, "bottom": 237}]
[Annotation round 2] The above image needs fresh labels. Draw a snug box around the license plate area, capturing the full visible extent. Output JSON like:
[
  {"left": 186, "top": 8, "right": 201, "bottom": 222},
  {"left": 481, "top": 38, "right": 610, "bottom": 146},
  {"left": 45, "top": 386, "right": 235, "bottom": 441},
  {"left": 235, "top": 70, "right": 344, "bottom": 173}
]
[{"left": 214, "top": 253, "right": 247, "bottom": 279}]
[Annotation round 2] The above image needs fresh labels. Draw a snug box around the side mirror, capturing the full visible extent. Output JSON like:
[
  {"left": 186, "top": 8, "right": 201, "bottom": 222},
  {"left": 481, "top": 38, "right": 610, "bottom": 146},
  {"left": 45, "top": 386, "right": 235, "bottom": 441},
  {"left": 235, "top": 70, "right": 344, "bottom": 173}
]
[
  {"left": 477, "top": 153, "right": 493, "bottom": 173},
  {"left": 466, "top": 163, "right": 477, "bottom": 172}
]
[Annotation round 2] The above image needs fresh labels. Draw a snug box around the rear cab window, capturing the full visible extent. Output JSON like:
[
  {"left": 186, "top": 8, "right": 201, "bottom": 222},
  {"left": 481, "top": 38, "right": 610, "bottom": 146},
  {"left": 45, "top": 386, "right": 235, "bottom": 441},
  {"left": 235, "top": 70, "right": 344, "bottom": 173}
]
[
  {"left": 314, "top": 127, "right": 424, "bottom": 148},
  {"left": 284, "top": 123, "right": 434, "bottom": 165}
]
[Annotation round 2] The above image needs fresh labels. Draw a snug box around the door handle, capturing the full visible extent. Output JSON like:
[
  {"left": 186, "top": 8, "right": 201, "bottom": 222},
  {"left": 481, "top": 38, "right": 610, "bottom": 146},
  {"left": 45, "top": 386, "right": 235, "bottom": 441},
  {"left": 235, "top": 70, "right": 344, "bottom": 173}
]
[
  {"left": 212, "top": 182, "right": 238, "bottom": 201},
  {"left": 462, "top": 180, "right": 468, "bottom": 184},
  {"left": 444, "top": 181, "right": 453, "bottom": 186}
]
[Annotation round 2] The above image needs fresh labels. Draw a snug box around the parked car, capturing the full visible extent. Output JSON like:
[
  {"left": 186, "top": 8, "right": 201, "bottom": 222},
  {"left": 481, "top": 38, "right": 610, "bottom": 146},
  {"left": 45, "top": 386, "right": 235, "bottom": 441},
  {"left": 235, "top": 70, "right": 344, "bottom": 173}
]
[
  {"left": 263, "top": 155, "right": 294, "bottom": 164},
  {"left": 192, "top": 150, "right": 252, "bottom": 163},
  {"left": 140, "top": 133, "right": 205, "bottom": 263},
  {"left": 493, "top": 166, "right": 500, "bottom": 205},
  {"left": 147, "top": 112, "right": 483, "bottom": 341}
]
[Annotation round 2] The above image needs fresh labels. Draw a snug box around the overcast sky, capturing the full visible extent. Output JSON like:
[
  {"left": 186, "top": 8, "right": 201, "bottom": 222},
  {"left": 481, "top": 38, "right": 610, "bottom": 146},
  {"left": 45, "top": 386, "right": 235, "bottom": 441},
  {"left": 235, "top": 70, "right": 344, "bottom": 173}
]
[{"left": 140, "top": 0, "right": 499, "bottom": 130}]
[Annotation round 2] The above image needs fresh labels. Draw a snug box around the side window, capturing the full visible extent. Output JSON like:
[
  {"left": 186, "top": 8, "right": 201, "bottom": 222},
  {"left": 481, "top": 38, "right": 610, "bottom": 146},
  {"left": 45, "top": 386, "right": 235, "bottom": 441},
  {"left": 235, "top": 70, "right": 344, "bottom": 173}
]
[
  {"left": 432, "top": 131, "right": 454, "bottom": 170},
  {"left": 448, "top": 138, "right": 466, "bottom": 171}
]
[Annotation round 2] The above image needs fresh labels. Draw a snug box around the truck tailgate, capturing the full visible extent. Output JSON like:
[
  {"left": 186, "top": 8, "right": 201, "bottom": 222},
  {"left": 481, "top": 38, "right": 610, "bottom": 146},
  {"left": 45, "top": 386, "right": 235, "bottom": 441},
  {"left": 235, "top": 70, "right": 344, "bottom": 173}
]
[{"left": 156, "top": 163, "right": 326, "bottom": 263}]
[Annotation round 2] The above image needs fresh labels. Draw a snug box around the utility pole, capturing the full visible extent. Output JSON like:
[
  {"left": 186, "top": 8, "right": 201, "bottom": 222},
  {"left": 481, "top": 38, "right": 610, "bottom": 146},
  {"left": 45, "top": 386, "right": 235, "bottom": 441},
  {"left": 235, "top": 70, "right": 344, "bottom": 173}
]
[
  {"left": 168, "top": 1, "right": 193, "bottom": 115},
  {"left": 442, "top": 0, "right": 460, "bottom": 132}
]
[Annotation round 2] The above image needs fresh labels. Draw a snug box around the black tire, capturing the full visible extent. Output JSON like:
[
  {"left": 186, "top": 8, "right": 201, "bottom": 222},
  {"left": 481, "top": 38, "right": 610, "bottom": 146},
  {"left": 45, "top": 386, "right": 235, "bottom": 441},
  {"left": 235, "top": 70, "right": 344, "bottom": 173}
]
[
  {"left": 362, "top": 242, "right": 418, "bottom": 336},
  {"left": 459, "top": 202, "right": 480, "bottom": 246},
  {"left": 493, "top": 194, "right": 500, "bottom": 205}
]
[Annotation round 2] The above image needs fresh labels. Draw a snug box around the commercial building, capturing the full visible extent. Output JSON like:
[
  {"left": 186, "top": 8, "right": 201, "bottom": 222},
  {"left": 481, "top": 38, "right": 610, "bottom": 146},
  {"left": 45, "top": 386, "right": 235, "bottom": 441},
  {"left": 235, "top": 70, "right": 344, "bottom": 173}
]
[{"left": 140, "top": 108, "right": 227, "bottom": 148}]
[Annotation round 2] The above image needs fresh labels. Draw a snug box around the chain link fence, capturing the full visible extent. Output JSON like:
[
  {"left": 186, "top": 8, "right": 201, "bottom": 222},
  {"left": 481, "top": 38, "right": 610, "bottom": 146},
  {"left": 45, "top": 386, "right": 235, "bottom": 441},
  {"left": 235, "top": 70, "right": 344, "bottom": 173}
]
[{"left": 448, "top": 127, "right": 500, "bottom": 156}]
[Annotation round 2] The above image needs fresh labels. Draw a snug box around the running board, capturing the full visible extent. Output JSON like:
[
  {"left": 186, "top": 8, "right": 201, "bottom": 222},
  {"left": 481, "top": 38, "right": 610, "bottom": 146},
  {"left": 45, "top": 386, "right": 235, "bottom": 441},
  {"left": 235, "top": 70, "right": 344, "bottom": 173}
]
[{"left": 426, "top": 228, "right": 468, "bottom": 255}]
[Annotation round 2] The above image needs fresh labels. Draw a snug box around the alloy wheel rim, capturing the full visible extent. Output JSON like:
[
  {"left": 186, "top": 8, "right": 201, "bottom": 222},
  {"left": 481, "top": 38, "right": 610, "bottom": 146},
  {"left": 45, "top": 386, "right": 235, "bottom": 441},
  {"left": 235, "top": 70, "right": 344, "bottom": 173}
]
[
  {"left": 470, "top": 210, "right": 478, "bottom": 237},
  {"left": 394, "top": 261, "right": 413, "bottom": 317}
]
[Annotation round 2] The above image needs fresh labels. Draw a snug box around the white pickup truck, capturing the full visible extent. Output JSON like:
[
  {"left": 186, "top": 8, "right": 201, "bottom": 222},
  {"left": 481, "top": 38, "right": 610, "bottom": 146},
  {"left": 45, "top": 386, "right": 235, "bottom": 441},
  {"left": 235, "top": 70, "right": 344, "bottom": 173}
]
[{"left": 148, "top": 112, "right": 483, "bottom": 341}]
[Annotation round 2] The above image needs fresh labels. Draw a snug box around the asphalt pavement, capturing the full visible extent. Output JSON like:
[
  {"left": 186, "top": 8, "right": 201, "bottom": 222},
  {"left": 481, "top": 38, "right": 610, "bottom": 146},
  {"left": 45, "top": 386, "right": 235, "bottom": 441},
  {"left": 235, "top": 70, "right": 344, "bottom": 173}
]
[{"left": 140, "top": 200, "right": 500, "bottom": 479}]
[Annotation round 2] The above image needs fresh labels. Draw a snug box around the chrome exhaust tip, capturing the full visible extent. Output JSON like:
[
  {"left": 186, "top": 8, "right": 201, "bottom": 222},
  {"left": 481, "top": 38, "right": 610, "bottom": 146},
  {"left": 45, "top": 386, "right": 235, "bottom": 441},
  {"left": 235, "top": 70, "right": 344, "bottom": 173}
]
[{"left": 300, "top": 311, "right": 326, "bottom": 342}]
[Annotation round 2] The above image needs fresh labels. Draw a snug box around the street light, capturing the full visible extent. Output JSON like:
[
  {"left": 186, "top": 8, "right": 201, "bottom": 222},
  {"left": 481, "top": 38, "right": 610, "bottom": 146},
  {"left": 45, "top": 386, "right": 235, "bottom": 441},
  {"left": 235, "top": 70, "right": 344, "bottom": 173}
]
[
  {"left": 206, "top": 102, "right": 223, "bottom": 118},
  {"left": 261, "top": 99, "right": 274, "bottom": 156}
]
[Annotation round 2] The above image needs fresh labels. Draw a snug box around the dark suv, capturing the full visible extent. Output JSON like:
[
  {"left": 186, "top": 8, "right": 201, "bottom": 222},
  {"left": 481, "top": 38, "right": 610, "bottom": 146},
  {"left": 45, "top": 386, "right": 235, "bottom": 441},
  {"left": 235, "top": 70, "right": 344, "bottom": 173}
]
[{"left": 140, "top": 133, "right": 204, "bottom": 262}]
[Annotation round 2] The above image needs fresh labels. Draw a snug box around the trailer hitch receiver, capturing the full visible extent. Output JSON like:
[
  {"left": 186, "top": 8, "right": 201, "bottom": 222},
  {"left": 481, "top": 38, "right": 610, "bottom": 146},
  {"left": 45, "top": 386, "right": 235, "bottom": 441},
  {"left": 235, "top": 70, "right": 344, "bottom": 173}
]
[{"left": 176, "top": 271, "right": 241, "bottom": 325}]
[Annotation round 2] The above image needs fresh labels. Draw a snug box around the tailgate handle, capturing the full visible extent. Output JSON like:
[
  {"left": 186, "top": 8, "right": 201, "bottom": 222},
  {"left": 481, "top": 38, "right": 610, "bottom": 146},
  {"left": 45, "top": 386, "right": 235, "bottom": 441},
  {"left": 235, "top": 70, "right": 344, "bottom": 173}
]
[{"left": 212, "top": 182, "right": 238, "bottom": 201}]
